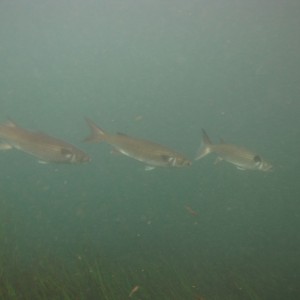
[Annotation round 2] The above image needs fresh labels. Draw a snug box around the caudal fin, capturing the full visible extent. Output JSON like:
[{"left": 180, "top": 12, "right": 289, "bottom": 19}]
[
  {"left": 195, "top": 129, "right": 213, "bottom": 160},
  {"left": 84, "top": 118, "right": 107, "bottom": 143}
]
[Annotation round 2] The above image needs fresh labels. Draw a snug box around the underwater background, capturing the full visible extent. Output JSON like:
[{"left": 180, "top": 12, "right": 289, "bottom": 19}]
[{"left": 0, "top": 0, "right": 299, "bottom": 299}]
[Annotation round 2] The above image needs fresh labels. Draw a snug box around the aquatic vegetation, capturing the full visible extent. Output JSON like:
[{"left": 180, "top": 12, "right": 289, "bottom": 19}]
[
  {"left": 0, "top": 187, "right": 296, "bottom": 300},
  {"left": 0, "top": 246, "right": 286, "bottom": 300}
]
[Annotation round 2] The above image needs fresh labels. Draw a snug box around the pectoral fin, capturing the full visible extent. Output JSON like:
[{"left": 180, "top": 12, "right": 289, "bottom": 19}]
[
  {"left": 145, "top": 166, "right": 155, "bottom": 171},
  {"left": 38, "top": 160, "right": 49, "bottom": 164},
  {"left": 236, "top": 166, "right": 246, "bottom": 171}
]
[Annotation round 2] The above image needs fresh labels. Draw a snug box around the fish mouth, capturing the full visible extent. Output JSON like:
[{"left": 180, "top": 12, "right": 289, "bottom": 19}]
[
  {"left": 262, "top": 163, "right": 273, "bottom": 172},
  {"left": 83, "top": 156, "right": 91, "bottom": 162},
  {"left": 77, "top": 155, "right": 91, "bottom": 163},
  {"left": 184, "top": 160, "right": 192, "bottom": 166}
]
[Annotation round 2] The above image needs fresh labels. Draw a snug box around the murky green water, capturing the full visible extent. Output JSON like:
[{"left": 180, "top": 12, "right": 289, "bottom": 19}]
[{"left": 0, "top": 0, "right": 299, "bottom": 299}]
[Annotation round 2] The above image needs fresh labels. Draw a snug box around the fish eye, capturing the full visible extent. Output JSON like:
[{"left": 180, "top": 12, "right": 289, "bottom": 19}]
[
  {"left": 186, "top": 160, "right": 192, "bottom": 166},
  {"left": 61, "top": 148, "right": 74, "bottom": 160},
  {"left": 61, "top": 148, "right": 72, "bottom": 156},
  {"left": 160, "top": 154, "right": 172, "bottom": 162},
  {"left": 253, "top": 155, "right": 262, "bottom": 163}
]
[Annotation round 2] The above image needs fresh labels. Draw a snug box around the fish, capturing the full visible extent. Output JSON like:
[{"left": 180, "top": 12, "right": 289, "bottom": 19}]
[
  {"left": 195, "top": 129, "right": 272, "bottom": 171},
  {"left": 129, "top": 285, "right": 139, "bottom": 297},
  {"left": 185, "top": 205, "right": 198, "bottom": 216},
  {"left": 0, "top": 120, "right": 90, "bottom": 164},
  {"left": 84, "top": 118, "right": 191, "bottom": 170}
]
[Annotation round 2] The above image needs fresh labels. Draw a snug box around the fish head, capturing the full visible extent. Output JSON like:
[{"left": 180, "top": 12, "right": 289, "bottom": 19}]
[
  {"left": 170, "top": 155, "right": 192, "bottom": 167},
  {"left": 61, "top": 148, "right": 91, "bottom": 163},
  {"left": 76, "top": 152, "right": 91, "bottom": 163},
  {"left": 253, "top": 155, "right": 272, "bottom": 172},
  {"left": 181, "top": 158, "right": 192, "bottom": 167},
  {"left": 161, "top": 154, "right": 191, "bottom": 167},
  {"left": 260, "top": 161, "right": 273, "bottom": 172}
]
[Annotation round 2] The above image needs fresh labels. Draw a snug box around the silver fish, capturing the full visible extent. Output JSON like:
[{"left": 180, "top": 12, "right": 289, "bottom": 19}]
[
  {"left": 195, "top": 129, "right": 272, "bottom": 171},
  {"left": 0, "top": 120, "right": 90, "bottom": 164},
  {"left": 84, "top": 118, "right": 191, "bottom": 170}
]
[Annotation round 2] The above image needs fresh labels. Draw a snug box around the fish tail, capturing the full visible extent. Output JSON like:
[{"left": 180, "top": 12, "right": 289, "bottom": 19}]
[
  {"left": 84, "top": 118, "right": 107, "bottom": 143},
  {"left": 195, "top": 129, "right": 213, "bottom": 160}
]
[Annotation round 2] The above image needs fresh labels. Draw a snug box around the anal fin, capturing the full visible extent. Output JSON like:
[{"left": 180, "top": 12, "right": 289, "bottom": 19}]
[
  {"left": 145, "top": 166, "right": 155, "bottom": 171},
  {"left": 214, "top": 157, "right": 223, "bottom": 165},
  {"left": 0, "top": 143, "right": 13, "bottom": 150},
  {"left": 38, "top": 160, "right": 49, "bottom": 164}
]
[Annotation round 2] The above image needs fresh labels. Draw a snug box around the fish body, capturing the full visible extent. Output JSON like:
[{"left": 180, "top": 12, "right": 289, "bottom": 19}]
[
  {"left": 195, "top": 129, "right": 272, "bottom": 171},
  {"left": 129, "top": 285, "right": 139, "bottom": 297},
  {"left": 0, "top": 120, "right": 90, "bottom": 164},
  {"left": 84, "top": 118, "right": 191, "bottom": 169}
]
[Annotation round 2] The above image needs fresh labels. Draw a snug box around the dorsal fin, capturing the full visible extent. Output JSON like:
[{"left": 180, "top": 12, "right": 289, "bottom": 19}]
[{"left": 201, "top": 129, "right": 212, "bottom": 145}]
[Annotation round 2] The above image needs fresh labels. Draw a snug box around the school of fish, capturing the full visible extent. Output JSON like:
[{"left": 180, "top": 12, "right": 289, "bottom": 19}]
[{"left": 0, "top": 118, "right": 272, "bottom": 172}]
